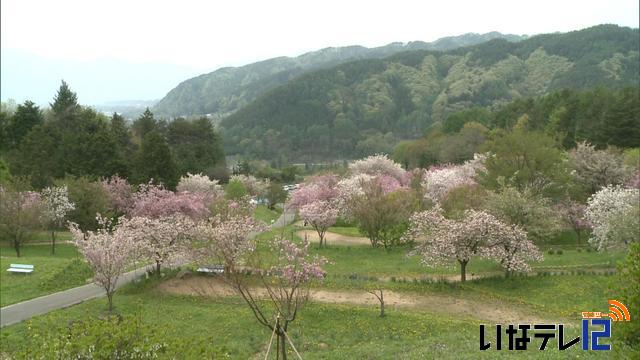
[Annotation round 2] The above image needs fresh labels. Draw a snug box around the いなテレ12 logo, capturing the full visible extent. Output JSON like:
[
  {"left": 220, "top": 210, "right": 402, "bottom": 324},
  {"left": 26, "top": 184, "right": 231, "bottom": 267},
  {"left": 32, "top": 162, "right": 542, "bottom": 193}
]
[{"left": 480, "top": 299, "right": 631, "bottom": 351}]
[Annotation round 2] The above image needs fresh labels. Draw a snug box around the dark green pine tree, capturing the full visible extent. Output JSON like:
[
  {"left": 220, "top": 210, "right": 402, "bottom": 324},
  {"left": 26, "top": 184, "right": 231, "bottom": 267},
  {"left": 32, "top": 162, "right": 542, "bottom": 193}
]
[
  {"left": 133, "top": 108, "right": 157, "bottom": 140},
  {"left": 604, "top": 87, "right": 640, "bottom": 148},
  {"left": 6, "top": 100, "right": 43, "bottom": 148},
  {"left": 133, "top": 130, "right": 178, "bottom": 189},
  {"left": 50, "top": 80, "right": 79, "bottom": 117}
]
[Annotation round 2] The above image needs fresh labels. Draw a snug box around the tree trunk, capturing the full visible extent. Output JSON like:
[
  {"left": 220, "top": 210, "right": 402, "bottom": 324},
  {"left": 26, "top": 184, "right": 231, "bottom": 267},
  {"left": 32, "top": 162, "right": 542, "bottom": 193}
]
[
  {"left": 379, "top": 291, "right": 385, "bottom": 317},
  {"left": 156, "top": 260, "right": 161, "bottom": 275},
  {"left": 51, "top": 230, "right": 56, "bottom": 255},
  {"left": 459, "top": 260, "right": 468, "bottom": 282},
  {"left": 107, "top": 292, "right": 114, "bottom": 313},
  {"left": 278, "top": 331, "right": 287, "bottom": 360},
  {"left": 14, "top": 238, "right": 20, "bottom": 258}
]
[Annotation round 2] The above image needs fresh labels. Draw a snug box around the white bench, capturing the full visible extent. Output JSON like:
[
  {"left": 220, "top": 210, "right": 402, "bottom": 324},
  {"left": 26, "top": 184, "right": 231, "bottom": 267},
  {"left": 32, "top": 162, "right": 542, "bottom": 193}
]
[{"left": 7, "top": 264, "right": 34, "bottom": 274}]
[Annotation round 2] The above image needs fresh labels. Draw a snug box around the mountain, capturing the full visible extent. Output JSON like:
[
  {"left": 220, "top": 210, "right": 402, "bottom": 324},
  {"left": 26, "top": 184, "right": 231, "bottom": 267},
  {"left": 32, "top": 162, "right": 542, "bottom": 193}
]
[
  {"left": 153, "top": 32, "right": 528, "bottom": 117},
  {"left": 219, "top": 25, "right": 639, "bottom": 162}
]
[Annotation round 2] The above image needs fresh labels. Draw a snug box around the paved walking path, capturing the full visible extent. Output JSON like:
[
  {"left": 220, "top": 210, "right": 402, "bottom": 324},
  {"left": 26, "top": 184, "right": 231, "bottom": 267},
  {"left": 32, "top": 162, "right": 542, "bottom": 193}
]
[
  {"left": 0, "top": 208, "right": 297, "bottom": 328},
  {"left": 1, "top": 265, "right": 153, "bottom": 327}
]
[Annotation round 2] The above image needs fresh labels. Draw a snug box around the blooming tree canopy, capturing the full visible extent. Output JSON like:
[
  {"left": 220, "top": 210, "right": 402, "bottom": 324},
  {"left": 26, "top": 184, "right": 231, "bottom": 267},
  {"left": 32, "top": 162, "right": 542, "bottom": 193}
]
[
  {"left": 70, "top": 217, "right": 135, "bottom": 311},
  {"left": 177, "top": 172, "right": 223, "bottom": 198},
  {"left": 130, "top": 182, "right": 210, "bottom": 220},
  {"left": 229, "top": 174, "right": 269, "bottom": 197},
  {"left": 407, "top": 207, "right": 541, "bottom": 281},
  {"left": 422, "top": 153, "right": 486, "bottom": 203},
  {"left": 41, "top": 185, "right": 75, "bottom": 227},
  {"left": 119, "top": 215, "right": 195, "bottom": 274},
  {"left": 585, "top": 185, "right": 640, "bottom": 250},
  {"left": 288, "top": 174, "right": 340, "bottom": 246},
  {"left": 101, "top": 176, "right": 134, "bottom": 216},
  {"left": 348, "top": 154, "right": 408, "bottom": 184},
  {"left": 556, "top": 201, "right": 591, "bottom": 244},
  {"left": 0, "top": 188, "right": 44, "bottom": 257},
  {"left": 569, "top": 142, "right": 630, "bottom": 195}
]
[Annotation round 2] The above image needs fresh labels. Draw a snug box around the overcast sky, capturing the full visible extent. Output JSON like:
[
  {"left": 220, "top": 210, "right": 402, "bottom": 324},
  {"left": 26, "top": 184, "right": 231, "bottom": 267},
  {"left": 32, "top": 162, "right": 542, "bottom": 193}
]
[{"left": 1, "top": 0, "right": 638, "bottom": 104}]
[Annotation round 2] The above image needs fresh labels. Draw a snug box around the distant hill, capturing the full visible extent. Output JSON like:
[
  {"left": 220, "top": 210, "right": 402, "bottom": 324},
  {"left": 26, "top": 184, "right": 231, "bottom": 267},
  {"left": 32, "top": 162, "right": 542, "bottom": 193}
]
[
  {"left": 153, "top": 32, "right": 527, "bottom": 117},
  {"left": 219, "top": 25, "right": 639, "bottom": 162}
]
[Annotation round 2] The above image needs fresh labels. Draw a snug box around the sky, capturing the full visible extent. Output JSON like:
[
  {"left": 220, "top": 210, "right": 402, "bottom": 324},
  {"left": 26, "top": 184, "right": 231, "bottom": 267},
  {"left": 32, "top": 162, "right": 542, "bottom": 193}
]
[{"left": 1, "top": 0, "right": 638, "bottom": 104}]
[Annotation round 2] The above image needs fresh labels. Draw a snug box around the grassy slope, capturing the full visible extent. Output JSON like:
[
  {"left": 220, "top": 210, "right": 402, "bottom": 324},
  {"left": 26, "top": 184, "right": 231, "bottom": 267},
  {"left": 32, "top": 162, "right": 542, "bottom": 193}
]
[
  {"left": 0, "top": 277, "right": 616, "bottom": 359},
  {"left": 254, "top": 205, "right": 282, "bottom": 224},
  {"left": 0, "top": 240, "right": 92, "bottom": 307}
]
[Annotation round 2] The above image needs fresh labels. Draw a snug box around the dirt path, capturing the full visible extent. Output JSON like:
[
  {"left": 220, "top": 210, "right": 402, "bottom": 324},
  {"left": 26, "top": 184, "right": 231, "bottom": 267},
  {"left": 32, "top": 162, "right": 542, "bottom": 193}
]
[
  {"left": 296, "top": 230, "right": 371, "bottom": 246},
  {"left": 157, "top": 276, "right": 555, "bottom": 325}
]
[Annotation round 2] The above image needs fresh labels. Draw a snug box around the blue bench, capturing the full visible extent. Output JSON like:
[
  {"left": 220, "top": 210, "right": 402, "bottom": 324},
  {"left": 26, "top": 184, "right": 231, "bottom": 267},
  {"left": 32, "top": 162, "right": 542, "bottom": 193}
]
[{"left": 7, "top": 264, "right": 34, "bottom": 274}]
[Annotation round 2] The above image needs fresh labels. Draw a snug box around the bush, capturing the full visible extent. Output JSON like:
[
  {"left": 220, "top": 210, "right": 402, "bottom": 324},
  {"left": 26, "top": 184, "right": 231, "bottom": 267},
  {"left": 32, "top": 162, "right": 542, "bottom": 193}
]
[
  {"left": 548, "top": 249, "right": 555, "bottom": 255},
  {"left": 556, "top": 249, "right": 563, "bottom": 255},
  {"left": 56, "top": 176, "right": 111, "bottom": 231}
]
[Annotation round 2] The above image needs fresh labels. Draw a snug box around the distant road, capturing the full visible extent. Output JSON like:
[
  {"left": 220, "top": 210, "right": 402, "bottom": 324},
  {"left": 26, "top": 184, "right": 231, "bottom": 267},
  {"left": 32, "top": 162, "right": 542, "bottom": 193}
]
[{"left": 0, "top": 207, "right": 297, "bottom": 327}]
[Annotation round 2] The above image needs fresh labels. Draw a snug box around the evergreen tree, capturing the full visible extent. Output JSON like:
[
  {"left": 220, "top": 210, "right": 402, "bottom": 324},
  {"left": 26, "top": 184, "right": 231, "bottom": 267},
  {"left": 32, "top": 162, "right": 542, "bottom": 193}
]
[
  {"left": 133, "top": 108, "right": 157, "bottom": 140},
  {"left": 50, "top": 80, "right": 79, "bottom": 118},
  {"left": 132, "top": 130, "right": 178, "bottom": 189},
  {"left": 6, "top": 101, "right": 43, "bottom": 148}
]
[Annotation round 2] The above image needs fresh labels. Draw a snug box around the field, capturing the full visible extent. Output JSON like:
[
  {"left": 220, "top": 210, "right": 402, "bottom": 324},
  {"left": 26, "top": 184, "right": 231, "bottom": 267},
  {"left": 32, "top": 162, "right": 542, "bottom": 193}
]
[{"left": 0, "top": 226, "right": 634, "bottom": 359}]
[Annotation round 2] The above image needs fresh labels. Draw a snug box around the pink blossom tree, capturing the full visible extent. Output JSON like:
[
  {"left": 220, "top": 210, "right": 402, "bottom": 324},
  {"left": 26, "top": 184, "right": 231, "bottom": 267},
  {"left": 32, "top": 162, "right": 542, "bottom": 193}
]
[
  {"left": 422, "top": 154, "right": 486, "bottom": 203},
  {"left": 119, "top": 215, "right": 195, "bottom": 274},
  {"left": 69, "top": 217, "right": 135, "bottom": 312},
  {"left": 0, "top": 188, "right": 44, "bottom": 257},
  {"left": 556, "top": 201, "right": 592, "bottom": 245},
  {"left": 129, "top": 182, "right": 210, "bottom": 220},
  {"left": 41, "top": 185, "right": 75, "bottom": 254},
  {"left": 406, "top": 207, "right": 541, "bottom": 281},
  {"left": 101, "top": 176, "right": 134, "bottom": 216},
  {"left": 287, "top": 174, "right": 340, "bottom": 247},
  {"left": 299, "top": 201, "right": 339, "bottom": 247}
]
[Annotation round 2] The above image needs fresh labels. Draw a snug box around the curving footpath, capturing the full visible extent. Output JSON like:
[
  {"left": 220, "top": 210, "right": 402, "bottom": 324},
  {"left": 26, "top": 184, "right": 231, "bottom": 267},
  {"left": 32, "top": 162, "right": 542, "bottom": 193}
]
[{"left": 0, "top": 208, "right": 297, "bottom": 328}]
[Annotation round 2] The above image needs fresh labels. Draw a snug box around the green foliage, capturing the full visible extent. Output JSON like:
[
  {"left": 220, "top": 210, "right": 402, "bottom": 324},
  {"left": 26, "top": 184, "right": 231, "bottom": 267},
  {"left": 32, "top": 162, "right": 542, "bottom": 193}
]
[
  {"left": 265, "top": 181, "right": 287, "bottom": 209},
  {"left": 132, "top": 131, "right": 179, "bottom": 189},
  {"left": 167, "top": 117, "right": 227, "bottom": 179},
  {"left": 615, "top": 243, "right": 640, "bottom": 349},
  {"left": 225, "top": 179, "right": 247, "bottom": 200},
  {"left": 56, "top": 176, "right": 110, "bottom": 231}
]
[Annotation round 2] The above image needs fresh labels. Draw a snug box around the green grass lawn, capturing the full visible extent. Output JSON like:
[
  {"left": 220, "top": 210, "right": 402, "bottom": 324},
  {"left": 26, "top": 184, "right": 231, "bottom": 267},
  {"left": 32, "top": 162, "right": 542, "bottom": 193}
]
[
  {"left": 0, "top": 242, "right": 92, "bottom": 307},
  {"left": 327, "top": 226, "right": 363, "bottom": 237},
  {"left": 254, "top": 204, "right": 282, "bottom": 224},
  {"left": 0, "top": 276, "right": 622, "bottom": 359}
]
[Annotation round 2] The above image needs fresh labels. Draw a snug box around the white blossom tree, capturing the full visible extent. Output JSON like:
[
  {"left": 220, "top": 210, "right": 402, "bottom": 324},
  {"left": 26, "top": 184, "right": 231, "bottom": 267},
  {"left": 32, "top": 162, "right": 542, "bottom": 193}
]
[
  {"left": 406, "top": 207, "right": 541, "bottom": 281},
  {"left": 585, "top": 185, "right": 640, "bottom": 250},
  {"left": 177, "top": 172, "right": 223, "bottom": 198},
  {"left": 41, "top": 185, "right": 75, "bottom": 254}
]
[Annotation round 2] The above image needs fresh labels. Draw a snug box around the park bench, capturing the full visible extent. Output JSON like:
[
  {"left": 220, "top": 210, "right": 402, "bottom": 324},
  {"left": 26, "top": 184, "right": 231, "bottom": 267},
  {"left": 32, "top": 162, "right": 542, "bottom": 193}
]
[
  {"left": 196, "top": 264, "right": 225, "bottom": 274},
  {"left": 7, "top": 264, "right": 34, "bottom": 274}
]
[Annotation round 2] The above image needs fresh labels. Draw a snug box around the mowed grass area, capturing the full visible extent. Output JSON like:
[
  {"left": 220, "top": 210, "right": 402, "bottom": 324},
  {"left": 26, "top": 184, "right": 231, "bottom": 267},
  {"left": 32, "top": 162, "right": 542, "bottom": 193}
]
[
  {"left": 0, "top": 276, "right": 621, "bottom": 359},
  {"left": 0, "top": 239, "right": 92, "bottom": 307},
  {"left": 254, "top": 204, "right": 282, "bottom": 224}
]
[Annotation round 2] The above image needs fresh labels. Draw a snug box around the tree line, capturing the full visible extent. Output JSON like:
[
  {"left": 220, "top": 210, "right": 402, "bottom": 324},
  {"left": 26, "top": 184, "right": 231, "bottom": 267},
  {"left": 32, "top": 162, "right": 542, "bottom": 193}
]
[{"left": 0, "top": 81, "right": 227, "bottom": 190}]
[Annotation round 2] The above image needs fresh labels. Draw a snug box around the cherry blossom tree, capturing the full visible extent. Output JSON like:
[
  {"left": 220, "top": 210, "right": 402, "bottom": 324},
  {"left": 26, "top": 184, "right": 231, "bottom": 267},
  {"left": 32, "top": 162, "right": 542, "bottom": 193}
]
[
  {"left": 299, "top": 201, "right": 339, "bottom": 247},
  {"left": 348, "top": 154, "right": 408, "bottom": 184},
  {"left": 287, "top": 175, "right": 340, "bottom": 247},
  {"left": 69, "top": 217, "right": 135, "bottom": 312},
  {"left": 119, "top": 215, "right": 195, "bottom": 274},
  {"left": 229, "top": 174, "right": 269, "bottom": 197},
  {"left": 41, "top": 185, "right": 75, "bottom": 254},
  {"left": 0, "top": 187, "right": 44, "bottom": 257},
  {"left": 407, "top": 207, "right": 541, "bottom": 281},
  {"left": 585, "top": 185, "right": 640, "bottom": 250},
  {"left": 569, "top": 142, "right": 629, "bottom": 196},
  {"left": 556, "top": 201, "right": 592, "bottom": 245},
  {"left": 422, "top": 153, "right": 486, "bottom": 203},
  {"left": 101, "top": 176, "right": 134, "bottom": 217},
  {"left": 177, "top": 172, "right": 223, "bottom": 197},
  {"left": 129, "top": 182, "right": 210, "bottom": 220}
]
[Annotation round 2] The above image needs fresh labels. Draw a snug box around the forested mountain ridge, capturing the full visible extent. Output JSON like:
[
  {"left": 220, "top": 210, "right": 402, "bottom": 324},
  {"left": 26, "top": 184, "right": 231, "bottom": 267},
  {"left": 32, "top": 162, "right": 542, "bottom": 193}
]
[
  {"left": 220, "top": 24, "right": 639, "bottom": 163},
  {"left": 153, "top": 32, "right": 527, "bottom": 117}
]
